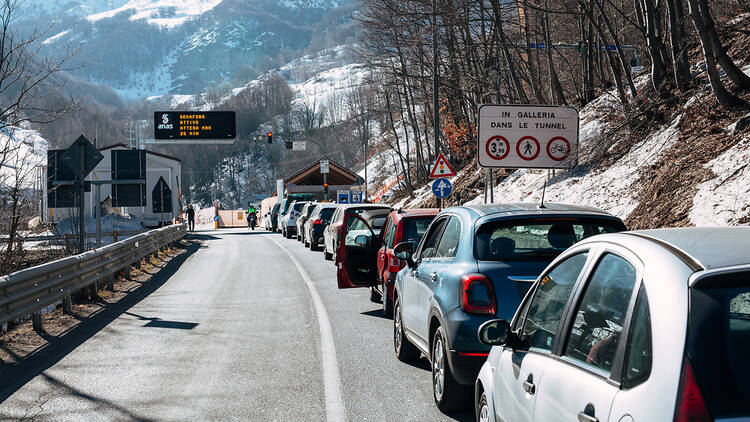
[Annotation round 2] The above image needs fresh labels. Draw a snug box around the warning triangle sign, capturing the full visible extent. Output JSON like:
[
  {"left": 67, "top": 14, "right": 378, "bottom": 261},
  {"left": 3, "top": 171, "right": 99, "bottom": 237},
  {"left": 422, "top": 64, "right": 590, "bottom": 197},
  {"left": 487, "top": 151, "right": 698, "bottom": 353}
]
[{"left": 429, "top": 153, "right": 457, "bottom": 179}]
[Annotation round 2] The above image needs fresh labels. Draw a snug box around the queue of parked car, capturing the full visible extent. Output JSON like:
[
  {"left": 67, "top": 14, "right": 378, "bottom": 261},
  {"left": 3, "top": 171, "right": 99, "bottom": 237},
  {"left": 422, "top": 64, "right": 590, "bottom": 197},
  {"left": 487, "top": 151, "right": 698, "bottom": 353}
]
[{"left": 266, "top": 198, "right": 750, "bottom": 421}]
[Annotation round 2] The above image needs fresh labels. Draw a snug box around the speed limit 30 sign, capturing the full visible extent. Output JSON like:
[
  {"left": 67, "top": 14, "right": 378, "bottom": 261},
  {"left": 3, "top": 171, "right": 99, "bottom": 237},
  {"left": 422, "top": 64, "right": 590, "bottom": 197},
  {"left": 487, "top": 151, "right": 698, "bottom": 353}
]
[{"left": 477, "top": 104, "right": 579, "bottom": 169}]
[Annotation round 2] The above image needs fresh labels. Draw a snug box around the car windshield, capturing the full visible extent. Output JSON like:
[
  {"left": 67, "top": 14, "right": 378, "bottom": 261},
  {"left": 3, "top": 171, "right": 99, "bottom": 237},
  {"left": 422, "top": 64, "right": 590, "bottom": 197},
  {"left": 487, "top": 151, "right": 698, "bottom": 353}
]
[
  {"left": 403, "top": 217, "right": 435, "bottom": 244},
  {"left": 689, "top": 272, "right": 750, "bottom": 418},
  {"left": 474, "top": 218, "right": 624, "bottom": 261},
  {"left": 305, "top": 205, "right": 316, "bottom": 217}
]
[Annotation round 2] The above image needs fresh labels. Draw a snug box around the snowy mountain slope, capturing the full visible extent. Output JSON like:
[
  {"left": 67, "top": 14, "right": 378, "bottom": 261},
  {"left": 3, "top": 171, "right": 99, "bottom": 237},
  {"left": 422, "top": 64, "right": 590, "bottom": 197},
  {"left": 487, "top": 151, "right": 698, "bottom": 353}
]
[{"left": 87, "top": 0, "right": 223, "bottom": 28}]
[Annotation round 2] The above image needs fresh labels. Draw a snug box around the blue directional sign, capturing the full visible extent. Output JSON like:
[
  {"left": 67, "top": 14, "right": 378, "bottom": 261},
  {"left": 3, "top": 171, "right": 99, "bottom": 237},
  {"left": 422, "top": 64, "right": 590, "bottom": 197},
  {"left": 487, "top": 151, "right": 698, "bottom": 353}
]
[
  {"left": 432, "top": 178, "right": 452, "bottom": 199},
  {"left": 214, "top": 215, "right": 219, "bottom": 222},
  {"left": 350, "top": 191, "right": 362, "bottom": 204},
  {"left": 337, "top": 191, "right": 350, "bottom": 204}
]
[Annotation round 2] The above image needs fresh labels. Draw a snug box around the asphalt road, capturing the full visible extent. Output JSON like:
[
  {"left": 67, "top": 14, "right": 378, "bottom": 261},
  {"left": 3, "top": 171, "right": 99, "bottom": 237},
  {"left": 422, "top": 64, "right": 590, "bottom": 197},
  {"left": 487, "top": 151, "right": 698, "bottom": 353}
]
[{"left": 0, "top": 229, "right": 473, "bottom": 422}]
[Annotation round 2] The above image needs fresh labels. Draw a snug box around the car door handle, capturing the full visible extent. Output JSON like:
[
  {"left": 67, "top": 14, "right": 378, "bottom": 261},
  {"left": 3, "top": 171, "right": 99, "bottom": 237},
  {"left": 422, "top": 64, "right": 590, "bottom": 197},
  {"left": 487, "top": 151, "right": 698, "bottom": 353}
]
[
  {"left": 577, "top": 404, "right": 598, "bottom": 422},
  {"left": 522, "top": 380, "right": 535, "bottom": 395},
  {"left": 412, "top": 270, "right": 419, "bottom": 277},
  {"left": 429, "top": 272, "right": 438, "bottom": 281}
]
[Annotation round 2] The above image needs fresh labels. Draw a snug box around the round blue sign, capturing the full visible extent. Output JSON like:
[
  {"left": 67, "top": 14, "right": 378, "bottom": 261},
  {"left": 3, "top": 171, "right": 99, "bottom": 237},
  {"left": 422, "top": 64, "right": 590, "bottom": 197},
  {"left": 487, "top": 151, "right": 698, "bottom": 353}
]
[
  {"left": 214, "top": 215, "right": 219, "bottom": 221},
  {"left": 432, "top": 178, "right": 452, "bottom": 199}
]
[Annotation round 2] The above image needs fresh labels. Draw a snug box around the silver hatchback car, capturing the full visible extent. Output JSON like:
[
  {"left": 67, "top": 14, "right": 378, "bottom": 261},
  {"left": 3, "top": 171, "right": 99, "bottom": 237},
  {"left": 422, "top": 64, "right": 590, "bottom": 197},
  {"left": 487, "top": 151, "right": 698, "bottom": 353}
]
[{"left": 475, "top": 227, "right": 750, "bottom": 422}]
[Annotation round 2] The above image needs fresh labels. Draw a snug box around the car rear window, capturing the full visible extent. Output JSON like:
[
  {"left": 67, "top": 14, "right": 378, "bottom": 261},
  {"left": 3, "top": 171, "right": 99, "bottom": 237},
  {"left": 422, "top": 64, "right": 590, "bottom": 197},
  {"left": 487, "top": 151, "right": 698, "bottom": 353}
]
[
  {"left": 402, "top": 217, "right": 435, "bottom": 244},
  {"left": 371, "top": 217, "right": 386, "bottom": 230},
  {"left": 293, "top": 203, "right": 305, "bottom": 212},
  {"left": 319, "top": 208, "right": 335, "bottom": 220},
  {"left": 348, "top": 206, "right": 389, "bottom": 215},
  {"left": 474, "top": 218, "right": 625, "bottom": 261},
  {"left": 689, "top": 272, "right": 750, "bottom": 418}
]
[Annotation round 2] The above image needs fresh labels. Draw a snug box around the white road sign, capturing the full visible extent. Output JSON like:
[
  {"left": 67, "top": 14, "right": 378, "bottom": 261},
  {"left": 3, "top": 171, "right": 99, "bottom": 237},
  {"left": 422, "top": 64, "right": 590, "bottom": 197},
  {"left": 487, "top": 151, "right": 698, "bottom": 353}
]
[
  {"left": 478, "top": 104, "right": 579, "bottom": 169},
  {"left": 293, "top": 141, "right": 306, "bottom": 151},
  {"left": 276, "top": 179, "right": 284, "bottom": 198},
  {"left": 320, "top": 158, "right": 330, "bottom": 174}
]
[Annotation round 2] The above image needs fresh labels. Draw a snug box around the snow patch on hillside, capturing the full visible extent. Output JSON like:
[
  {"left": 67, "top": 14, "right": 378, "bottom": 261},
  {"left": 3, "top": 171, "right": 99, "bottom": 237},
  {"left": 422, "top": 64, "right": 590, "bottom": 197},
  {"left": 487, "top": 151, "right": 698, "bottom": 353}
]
[
  {"left": 87, "top": 0, "right": 222, "bottom": 28},
  {"left": 0, "top": 128, "right": 48, "bottom": 188},
  {"left": 42, "top": 30, "right": 70, "bottom": 46},
  {"left": 690, "top": 132, "right": 750, "bottom": 226}
]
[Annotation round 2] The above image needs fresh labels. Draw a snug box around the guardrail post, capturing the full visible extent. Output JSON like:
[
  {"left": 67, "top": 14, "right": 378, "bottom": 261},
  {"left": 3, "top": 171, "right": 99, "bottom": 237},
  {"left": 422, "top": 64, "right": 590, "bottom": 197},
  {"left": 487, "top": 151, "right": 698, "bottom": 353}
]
[
  {"left": 106, "top": 275, "right": 115, "bottom": 291},
  {"left": 32, "top": 311, "right": 43, "bottom": 332},
  {"left": 89, "top": 281, "right": 98, "bottom": 300},
  {"left": 135, "top": 259, "right": 142, "bottom": 270},
  {"left": 124, "top": 266, "right": 131, "bottom": 280},
  {"left": 62, "top": 294, "right": 72, "bottom": 314}
]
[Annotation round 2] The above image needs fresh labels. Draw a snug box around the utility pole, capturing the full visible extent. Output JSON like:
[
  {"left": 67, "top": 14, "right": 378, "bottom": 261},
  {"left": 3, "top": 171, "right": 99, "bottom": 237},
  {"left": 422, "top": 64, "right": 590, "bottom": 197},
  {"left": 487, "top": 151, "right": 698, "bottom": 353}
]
[{"left": 433, "top": 0, "right": 441, "bottom": 209}]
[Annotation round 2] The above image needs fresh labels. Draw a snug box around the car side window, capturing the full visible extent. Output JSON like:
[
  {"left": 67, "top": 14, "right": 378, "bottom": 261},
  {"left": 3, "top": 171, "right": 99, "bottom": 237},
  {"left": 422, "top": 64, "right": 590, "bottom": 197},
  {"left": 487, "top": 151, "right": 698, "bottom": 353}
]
[
  {"left": 419, "top": 218, "right": 447, "bottom": 260},
  {"left": 520, "top": 252, "right": 589, "bottom": 352},
  {"left": 383, "top": 217, "right": 395, "bottom": 248},
  {"left": 434, "top": 217, "right": 461, "bottom": 259},
  {"left": 563, "top": 253, "right": 637, "bottom": 375},
  {"left": 622, "top": 284, "right": 652, "bottom": 388}
]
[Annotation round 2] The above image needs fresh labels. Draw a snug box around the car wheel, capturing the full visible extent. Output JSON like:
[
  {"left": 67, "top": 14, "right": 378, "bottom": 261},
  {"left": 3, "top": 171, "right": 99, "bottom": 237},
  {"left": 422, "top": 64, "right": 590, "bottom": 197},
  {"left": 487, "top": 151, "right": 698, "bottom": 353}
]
[
  {"left": 369, "top": 286, "right": 382, "bottom": 303},
  {"left": 432, "top": 326, "right": 469, "bottom": 412},
  {"left": 310, "top": 238, "right": 319, "bottom": 251},
  {"left": 394, "top": 297, "right": 419, "bottom": 362},
  {"left": 477, "top": 392, "right": 490, "bottom": 422},
  {"left": 323, "top": 243, "right": 333, "bottom": 260},
  {"left": 382, "top": 278, "right": 393, "bottom": 318}
]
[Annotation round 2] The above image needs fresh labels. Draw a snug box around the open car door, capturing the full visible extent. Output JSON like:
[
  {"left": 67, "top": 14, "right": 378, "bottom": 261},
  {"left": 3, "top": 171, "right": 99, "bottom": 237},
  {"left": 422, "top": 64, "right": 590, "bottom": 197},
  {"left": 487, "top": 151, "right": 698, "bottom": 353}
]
[{"left": 336, "top": 212, "right": 380, "bottom": 289}]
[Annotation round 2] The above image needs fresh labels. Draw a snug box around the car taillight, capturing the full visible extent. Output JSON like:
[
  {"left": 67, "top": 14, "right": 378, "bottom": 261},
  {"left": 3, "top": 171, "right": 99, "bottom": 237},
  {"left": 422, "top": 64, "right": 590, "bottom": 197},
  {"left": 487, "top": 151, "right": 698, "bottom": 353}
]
[
  {"left": 674, "top": 356, "right": 712, "bottom": 422},
  {"left": 313, "top": 219, "right": 322, "bottom": 225},
  {"left": 388, "top": 254, "right": 402, "bottom": 273},
  {"left": 460, "top": 274, "right": 496, "bottom": 315}
]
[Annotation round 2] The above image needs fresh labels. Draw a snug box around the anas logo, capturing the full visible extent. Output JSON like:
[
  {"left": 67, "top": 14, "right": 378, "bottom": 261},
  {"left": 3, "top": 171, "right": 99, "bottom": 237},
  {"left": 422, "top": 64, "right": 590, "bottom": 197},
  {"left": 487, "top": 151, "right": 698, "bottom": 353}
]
[{"left": 157, "top": 113, "right": 173, "bottom": 130}]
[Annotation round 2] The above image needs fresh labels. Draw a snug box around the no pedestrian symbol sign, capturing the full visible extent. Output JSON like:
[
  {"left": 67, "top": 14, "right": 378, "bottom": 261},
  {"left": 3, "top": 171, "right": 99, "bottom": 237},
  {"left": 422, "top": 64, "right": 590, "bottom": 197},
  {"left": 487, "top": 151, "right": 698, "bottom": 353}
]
[
  {"left": 429, "top": 153, "right": 457, "bottom": 179},
  {"left": 478, "top": 104, "right": 579, "bottom": 169}
]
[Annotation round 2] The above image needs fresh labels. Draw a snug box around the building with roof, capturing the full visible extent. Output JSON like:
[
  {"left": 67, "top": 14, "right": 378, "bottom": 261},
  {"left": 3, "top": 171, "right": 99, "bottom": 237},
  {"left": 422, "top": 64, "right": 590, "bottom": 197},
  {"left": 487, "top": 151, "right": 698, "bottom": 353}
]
[
  {"left": 272, "top": 156, "right": 364, "bottom": 198},
  {"left": 45, "top": 143, "right": 182, "bottom": 228}
]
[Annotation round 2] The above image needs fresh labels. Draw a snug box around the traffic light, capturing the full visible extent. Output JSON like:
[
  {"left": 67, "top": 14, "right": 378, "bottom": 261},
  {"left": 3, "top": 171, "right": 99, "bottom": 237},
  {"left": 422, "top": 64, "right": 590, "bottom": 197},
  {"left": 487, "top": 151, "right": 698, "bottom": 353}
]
[
  {"left": 323, "top": 182, "right": 329, "bottom": 195},
  {"left": 267, "top": 132, "right": 273, "bottom": 144}
]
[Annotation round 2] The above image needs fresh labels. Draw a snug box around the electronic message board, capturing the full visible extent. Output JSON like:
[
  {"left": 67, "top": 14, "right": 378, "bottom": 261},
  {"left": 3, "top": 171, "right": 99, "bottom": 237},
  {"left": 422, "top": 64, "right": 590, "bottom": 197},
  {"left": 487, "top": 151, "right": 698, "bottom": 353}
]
[{"left": 154, "top": 111, "right": 236, "bottom": 140}]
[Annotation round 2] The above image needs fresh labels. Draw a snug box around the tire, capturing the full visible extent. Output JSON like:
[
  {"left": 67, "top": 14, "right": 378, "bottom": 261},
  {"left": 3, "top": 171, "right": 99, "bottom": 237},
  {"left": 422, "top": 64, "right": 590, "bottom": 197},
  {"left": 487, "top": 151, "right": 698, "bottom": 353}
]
[
  {"left": 394, "top": 297, "right": 419, "bottom": 362},
  {"left": 310, "top": 237, "right": 319, "bottom": 251},
  {"left": 432, "top": 326, "right": 470, "bottom": 412},
  {"left": 370, "top": 286, "right": 382, "bottom": 303},
  {"left": 382, "top": 278, "right": 393, "bottom": 318},
  {"left": 477, "top": 392, "right": 490, "bottom": 422}
]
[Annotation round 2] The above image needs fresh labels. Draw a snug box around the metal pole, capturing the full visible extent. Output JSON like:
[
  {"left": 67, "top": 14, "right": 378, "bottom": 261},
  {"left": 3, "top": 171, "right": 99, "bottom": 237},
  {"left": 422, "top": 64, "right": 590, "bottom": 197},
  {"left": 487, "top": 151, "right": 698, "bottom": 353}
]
[
  {"left": 323, "top": 173, "right": 328, "bottom": 201},
  {"left": 78, "top": 140, "right": 85, "bottom": 253},
  {"left": 96, "top": 184, "right": 101, "bottom": 248},
  {"left": 489, "top": 169, "right": 494, "bottom": 203},
  {"left": 433, "top": 0, "right": 441, "bottom": 210}
]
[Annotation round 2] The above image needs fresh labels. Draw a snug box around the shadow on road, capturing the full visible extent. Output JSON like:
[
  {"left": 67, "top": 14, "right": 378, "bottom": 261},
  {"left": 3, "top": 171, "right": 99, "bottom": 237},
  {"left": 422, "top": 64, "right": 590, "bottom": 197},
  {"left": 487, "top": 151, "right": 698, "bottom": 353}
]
[
  {"left": 0, "top": 241, "right": 201, "bottom": 409},
  {"left": 360, "top": 308, "right": 389, "bottom": 320}
]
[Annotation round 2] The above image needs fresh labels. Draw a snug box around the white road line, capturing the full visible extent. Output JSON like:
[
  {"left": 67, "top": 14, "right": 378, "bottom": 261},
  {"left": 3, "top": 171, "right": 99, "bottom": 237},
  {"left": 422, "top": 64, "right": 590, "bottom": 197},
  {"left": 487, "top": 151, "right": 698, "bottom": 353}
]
[{"left": 267, "top": 236, "right": 347, "bottom": 422}]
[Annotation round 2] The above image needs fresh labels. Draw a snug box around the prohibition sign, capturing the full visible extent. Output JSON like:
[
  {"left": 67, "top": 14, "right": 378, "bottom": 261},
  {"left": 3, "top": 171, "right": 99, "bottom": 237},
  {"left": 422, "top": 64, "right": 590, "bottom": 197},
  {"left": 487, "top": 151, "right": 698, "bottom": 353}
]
[
  {"left": 546, "top": 136, "right": 571, "bottom": 161},
  {"left": 485, "top": 135, "right": 510, "bottom": 160},
  {"left": 516, "top": 136, "right": 540, "bottom": 161}
]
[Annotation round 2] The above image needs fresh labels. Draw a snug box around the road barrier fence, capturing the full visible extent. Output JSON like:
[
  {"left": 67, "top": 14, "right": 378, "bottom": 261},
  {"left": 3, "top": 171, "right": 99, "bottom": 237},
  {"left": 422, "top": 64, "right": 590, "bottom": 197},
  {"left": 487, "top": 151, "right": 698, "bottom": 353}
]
[{"left": 0, "top": 224, "right": 187, "bottom": 330}]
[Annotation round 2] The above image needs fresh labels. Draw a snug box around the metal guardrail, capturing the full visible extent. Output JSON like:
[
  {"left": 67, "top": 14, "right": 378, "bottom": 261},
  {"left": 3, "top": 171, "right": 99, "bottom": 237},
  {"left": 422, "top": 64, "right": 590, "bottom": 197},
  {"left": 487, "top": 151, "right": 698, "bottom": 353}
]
[
  {"left": 0, "top": 224, "right": 186, "bottom": 327},
  {"left": 0, "top": 230, "right": 145, "bottom": 244}
]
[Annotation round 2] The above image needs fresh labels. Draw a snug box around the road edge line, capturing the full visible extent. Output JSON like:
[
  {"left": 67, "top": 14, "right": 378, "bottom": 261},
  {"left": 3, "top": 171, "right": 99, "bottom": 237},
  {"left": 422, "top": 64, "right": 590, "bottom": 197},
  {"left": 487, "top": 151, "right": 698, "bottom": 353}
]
[{"left": 267, "top": 236, "right": 347, "bottom": 422}]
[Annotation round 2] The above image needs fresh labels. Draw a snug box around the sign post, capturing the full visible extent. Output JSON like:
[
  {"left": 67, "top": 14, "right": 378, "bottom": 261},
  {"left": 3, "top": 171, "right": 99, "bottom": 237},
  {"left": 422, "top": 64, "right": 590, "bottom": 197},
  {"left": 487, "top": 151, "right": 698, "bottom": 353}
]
[
  {"left": 60, "top": 135, "right": 103, "bottom": 253},
  {"left": 320, "top": 159, "right": 330, "bottom": 201},
  {"left": 477, "top": 104, "right": 579, "bottom": 169}
]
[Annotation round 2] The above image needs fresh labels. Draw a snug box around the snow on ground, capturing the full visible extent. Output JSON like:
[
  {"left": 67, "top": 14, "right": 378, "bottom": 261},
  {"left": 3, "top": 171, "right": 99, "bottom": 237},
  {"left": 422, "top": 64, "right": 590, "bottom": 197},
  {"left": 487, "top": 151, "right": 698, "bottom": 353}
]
[
  {"left": 87, "top": 0, "right": 222, "bottom": 28},
  {"left": 42, "top": 30, "right": 70, "bottom": 46},
  {"left": 690, "top": 129, "right": 750, "bottom": 226}
]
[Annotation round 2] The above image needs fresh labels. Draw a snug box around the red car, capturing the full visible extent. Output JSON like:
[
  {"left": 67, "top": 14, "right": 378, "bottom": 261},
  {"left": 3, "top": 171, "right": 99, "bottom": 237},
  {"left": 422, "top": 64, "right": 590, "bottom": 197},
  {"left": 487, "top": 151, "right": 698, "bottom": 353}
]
[{"left": 336, "top": 208, "right": 438, "bottom": 318}]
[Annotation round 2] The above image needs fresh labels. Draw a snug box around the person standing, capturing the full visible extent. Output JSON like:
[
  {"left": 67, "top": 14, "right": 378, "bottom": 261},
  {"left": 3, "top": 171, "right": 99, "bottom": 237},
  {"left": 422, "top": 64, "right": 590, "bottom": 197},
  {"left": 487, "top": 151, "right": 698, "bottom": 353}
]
[{"left": 187, "top": 204, "right": 195, "bottom": 232}]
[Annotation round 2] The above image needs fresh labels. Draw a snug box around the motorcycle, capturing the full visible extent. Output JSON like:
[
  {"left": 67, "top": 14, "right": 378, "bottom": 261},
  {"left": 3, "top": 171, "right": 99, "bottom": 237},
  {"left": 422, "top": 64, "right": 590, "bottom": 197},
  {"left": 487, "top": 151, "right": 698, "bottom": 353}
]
[{"left": 247, "top": 212, "right": 257, "bottom": 230}]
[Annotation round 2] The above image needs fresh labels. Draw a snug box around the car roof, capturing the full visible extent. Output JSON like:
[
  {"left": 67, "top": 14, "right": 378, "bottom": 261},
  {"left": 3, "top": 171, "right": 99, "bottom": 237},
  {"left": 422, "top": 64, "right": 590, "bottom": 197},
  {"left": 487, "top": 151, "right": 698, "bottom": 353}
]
[
  {"left": 626, "top": 227, "right": 750, "bottom": 270},
  {"left": 360, "top": 209, "right": 391, "bottom": 219},
  {"left": 341, "top": 203, "right": 391, "bottom": 209},
  {"left": 391, "top": 208, "right": 440, "bottom": 219},
  {"left": 461, "top": 202, "right": 614, "bottom": 218}
]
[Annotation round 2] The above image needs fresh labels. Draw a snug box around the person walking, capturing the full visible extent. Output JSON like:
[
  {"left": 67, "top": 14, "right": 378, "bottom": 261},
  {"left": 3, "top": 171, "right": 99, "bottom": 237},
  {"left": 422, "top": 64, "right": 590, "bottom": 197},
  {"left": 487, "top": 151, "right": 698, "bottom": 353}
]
[{"left": 187, "top": 204, "right": 195, "bottom": 232}]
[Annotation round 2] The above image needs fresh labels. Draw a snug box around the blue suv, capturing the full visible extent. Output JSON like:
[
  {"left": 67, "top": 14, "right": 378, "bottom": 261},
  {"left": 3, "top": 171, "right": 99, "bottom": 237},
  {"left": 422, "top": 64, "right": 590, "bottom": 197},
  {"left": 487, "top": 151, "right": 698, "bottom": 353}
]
[{"left": 391, "top": 203, "right": 626, "bottom": 412}]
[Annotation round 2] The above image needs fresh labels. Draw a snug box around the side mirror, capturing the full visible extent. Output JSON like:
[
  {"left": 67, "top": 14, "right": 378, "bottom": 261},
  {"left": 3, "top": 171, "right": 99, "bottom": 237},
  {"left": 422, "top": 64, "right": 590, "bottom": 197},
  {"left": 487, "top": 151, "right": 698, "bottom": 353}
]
[
  {"left": 478, "top": 319, "right": 511, "bottom": 346},
  {"left": 393, "top": 241, "right": 415, "bottom": 268},
  {"left": 355, "top": 234, "right": 369, "bottom": 247}
]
